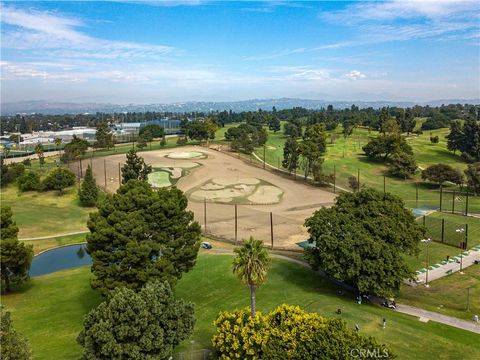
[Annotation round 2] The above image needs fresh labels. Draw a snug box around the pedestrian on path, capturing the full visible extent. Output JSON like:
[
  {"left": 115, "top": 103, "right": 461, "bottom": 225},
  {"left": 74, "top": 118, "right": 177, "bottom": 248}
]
[
  {"left": 383, "top": 318, "right": 386, "bottom": 329},
  {"left": 355, "top": 323, "right": 359, "bottom": 333}
]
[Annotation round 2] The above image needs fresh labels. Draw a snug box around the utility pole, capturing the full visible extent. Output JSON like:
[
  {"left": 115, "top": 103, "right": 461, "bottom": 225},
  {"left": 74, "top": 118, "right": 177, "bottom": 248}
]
[
  {"left": 234, "top": 204, "right": 238, "bottom": 246},
  {"left": 270, "top": 212, "right": 274, "bottom": 250}
]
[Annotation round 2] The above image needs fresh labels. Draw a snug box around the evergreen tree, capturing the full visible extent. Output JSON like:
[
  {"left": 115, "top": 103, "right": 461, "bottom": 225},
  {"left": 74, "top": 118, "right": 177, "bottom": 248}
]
[
  {"left": 1, "top": 307, "right": 32, "bottom": 359},
  {"left": 160, "top": 135, "right": 167, "bottom": 147},
  {"left": 446, "top": 120, "right": 463, "bottom": 155},
  {"left": 404, "top": 108, "right": 416, "bottom": 134},
  {"left": 389, "top": 151, "right": 417, "bottom": 179},
  {"left": 299, "top": 124, "right": 326, "bottom": 179},
  {"left": 461, "top": 118, "right": 480, "bottom": 161},
  {"left": 95, "top": 121, "right": 114, "bottom": 149},
  {"left": 282, "top": 136, "right": 299, "bottom": 174},
  {"left": 0, "top": 206, "right": 33, "bottom": 292},
  {"left": 78, "top": 281, "right": 195, "bottom": 359},
  {"left": 268, "top": 114, "right": 281, "bottom": 133},
  {"left": 79, "top": 165, "right": 98, "bottom": 207},
  {"left": 465, "top": 163, "right": 480, "bottom": 195},
  {"left": 86, "top": 180, "right": 201, "bottom": 293},
  {"left": 121, "top": 150, "right": 152, "bottom": 184}
]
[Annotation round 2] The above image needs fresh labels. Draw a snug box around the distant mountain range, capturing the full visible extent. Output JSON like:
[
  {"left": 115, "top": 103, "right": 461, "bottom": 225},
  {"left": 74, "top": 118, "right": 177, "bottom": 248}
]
[{"left": 1, "top": 98, "right": 479, "bottom": 115}]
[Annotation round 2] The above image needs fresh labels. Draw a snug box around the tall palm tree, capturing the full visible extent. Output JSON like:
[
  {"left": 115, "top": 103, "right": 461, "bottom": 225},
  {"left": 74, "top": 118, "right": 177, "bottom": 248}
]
[{"left": 232, "top": 237, "right": 271, "bottom": 317}]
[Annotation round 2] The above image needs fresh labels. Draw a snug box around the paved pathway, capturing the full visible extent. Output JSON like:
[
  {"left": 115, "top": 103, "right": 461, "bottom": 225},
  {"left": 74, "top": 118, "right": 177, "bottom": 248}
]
[
  {"left": 211, "top": 246, "right": 480, "bottom": 334},
  {"left": 413, "top": 247, "right": 480, "bottom": 284},
  {"left": 19, "top": 230, "right": 89, "bottom": 241}
]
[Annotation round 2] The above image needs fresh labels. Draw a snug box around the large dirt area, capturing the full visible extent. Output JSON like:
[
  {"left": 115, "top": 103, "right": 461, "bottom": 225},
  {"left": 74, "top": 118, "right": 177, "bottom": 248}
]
[{"left": 84, "top": 146, "right": 336, "bottom": 249}]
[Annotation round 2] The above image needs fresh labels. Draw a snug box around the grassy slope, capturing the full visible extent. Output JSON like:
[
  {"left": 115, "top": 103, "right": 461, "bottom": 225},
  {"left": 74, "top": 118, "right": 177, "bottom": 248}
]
[
  {"left": 398, "top": 265, "right": 479, "bottom": 321},
  {"left": 1, "top": 185, "right": 92, "bottom": 238},
  {"left": 256, "top": 123, "right": 478, "bottom": 213},
  {"left": 3, "top": 254, "right": 479, "bottom": 360}
]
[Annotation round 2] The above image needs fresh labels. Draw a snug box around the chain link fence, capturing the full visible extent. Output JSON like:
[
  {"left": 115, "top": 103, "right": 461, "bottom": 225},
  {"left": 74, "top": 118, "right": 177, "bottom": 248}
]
[{"left": 418, "top": 214, "right": 478, "bottom": 249}]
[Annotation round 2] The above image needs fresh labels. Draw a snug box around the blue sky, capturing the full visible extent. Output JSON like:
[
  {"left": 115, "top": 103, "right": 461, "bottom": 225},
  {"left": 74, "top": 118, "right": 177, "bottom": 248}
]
[{"left": 1, "top": 1, "right": 479, "bottom": 104}]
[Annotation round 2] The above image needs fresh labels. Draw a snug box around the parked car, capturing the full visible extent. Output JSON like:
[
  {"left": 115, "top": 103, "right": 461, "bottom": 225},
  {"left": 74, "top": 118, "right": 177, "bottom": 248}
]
[{"left": 201, "top": 241, "right": 212, "bottom": 249}]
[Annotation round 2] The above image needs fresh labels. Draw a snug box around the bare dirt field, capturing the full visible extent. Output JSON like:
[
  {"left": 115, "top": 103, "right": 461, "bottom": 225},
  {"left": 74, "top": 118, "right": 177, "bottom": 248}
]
[{"left": 83, "top": 146, "right": 336, "bottom": 249}]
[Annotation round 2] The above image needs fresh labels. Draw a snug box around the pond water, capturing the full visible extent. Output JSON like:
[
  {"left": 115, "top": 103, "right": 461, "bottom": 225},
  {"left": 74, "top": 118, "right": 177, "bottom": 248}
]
[{"left": 30, "top": 244, "right": 92, "bottom": 277}]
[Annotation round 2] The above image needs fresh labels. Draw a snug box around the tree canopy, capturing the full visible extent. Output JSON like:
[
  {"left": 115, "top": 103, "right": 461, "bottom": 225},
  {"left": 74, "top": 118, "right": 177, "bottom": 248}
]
[
  {"left": 212, "top": 304, "right": 394, "bottom": 360},
  {"left": 61, "top": 136, "right": 89, "bottom": 163},
  {"left": 299, "top": 123, "right": 326, "bottom": 179},
  {"left": 42, "top": 167, "right": 76, "bottom": 193},
  {"left": 465, "top": 162, "right": 480, "bottom": 195},
  {"left": 1, "top": 307, "right": 32, "bottom": 359},
  {"left": 95, "top": 121, "right": 114, "bottom": 149},
  {"left": 86, "top": 180, "right": 201, "bottom": 293},
  {"left": 421, "top": 164, "right": 463, "bottom": 186},
  {"left": 121, "top": 149, "right": 152, "bottom": 184},
  {"left": 79, "top": 165, "right": 98, "bottom": 206},
  {"left": 139, "top": 124, "right": 165, "bottom": 139},
  {"left": 1, "top": 206, "right": 33, "bottom": 292},
  {"left": 77, "top": 281, "right": 195, "bottom": 360},
  {"left": 304, "top": 189, "right": 424, "bottom": 297}
]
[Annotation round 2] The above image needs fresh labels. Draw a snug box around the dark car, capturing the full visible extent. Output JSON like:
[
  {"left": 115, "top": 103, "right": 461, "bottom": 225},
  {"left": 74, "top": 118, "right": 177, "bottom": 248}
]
[{"left": 201, "top": 242, "right": 212, "bottom": 249}]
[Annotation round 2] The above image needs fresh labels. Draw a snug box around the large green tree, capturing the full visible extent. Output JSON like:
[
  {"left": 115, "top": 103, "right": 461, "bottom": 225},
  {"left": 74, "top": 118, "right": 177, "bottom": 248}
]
[
  {"left": 362, "top": 134, "right": 412, "bottom": 161},
  {"left": 389, "top": 151, "right": 417, "bottom": 179},
  {"left": 282, "top": 136, "right": 300, "bottom": 174},
  {"left": 232, "top": 237, "right": 271, "bottom": 317},
  {"left": 121, "top": 150, "right": 152, "bottom": 184},
  {"left": 446, "top": 121, "right": 463, "bottom": 155},
  {"left": 86, "top": 180, "right": 201, "bottom": 293},
  {"left": 421, "top": 164, "right": 463, "bottom": 186},
  {"left": 304, "top": 189, "right": 424, "bottom": 297},
  {"left": 61, "top": 136, "right": 89, "bottom": 163},
  {"left": 299, "top": 124, "right": 327, "bottom": 180},
  {"left": 78, "top": 165, "right": 98, "bottom": 207},
  {"left": 139, "top": 124, "right": 164, "bottom": 139},
  {"left": 77, "top": 281, "right": 194, "bottom": 360},
  {"left": 0, "top": 207, "right": 33, "bottom": 292},
  {"left": 1, "top": 307, "right": 32, "bottom": 359},
  {"left": 94, "top": 121, "right": 114, "bottom": 149},
  {"left": 465, "top": 163, "right": 480, "bottom": 195}
]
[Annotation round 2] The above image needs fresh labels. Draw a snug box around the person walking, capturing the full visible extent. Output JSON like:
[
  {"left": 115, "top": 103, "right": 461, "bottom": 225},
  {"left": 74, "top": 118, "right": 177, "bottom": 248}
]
[{"left": 383, "top": 317, "right": 387, "bottom": 329}]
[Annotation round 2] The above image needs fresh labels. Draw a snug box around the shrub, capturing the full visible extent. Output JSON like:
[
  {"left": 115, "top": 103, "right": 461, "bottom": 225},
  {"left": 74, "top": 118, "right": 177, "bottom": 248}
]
[
  {"left": 42, "top": 167, "right": 76, "bottom": 193},
  {"left": 212, "top": 304, "right": 395, "bottom": 360},
  {"left": 17, "top": 172, "right": 41, "bottom": 192},
  {"left": 78, "top": 165, "right": 98, "bottom": 206},
  {"left": 22, "top": 158, "right": 31, "bottom": 167},
  {"left": 77, "top": 281, "right": 194, "bottom": 359}
]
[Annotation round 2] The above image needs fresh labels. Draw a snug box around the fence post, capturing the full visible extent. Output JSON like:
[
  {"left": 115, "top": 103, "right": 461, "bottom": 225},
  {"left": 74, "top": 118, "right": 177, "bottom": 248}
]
[
  {"left": 333, "top": 164, "right": 336, "bottom": 194},
  {"left": 465, "top": 192, "right": 469, "bottom": 216},
  {"left": 118, "top": 163, "right": 121, "bottom": 187},
  {"left": 263, "top": 145, "right": 266, "bottom": 170},
  {"left": 441, "top": 219, "right": 445, "bottom": 243},
  {"left": 270, "top": 212, "right": 274, "bottom": 250},
  {"left": 79, "top": 158, "right": 83, "bottom": 178},
  {"left": 277, "top": 157, "right": 280, "bottom": 170},
  {"left": 204, "top": 198, "right": 207, "bottom": 234},
  {"left": 416, "top": 183, "right": 419, "bottom": 208},
  {"left": 234, "top": 204, "right": 238, "bottom": 246},
  {"left": 383, "top": 175, "right": 386, "bottom": 196},
  {"left": 452, "top": 190, "right": 455, "bottom": 214},
  {"left": 465, "top": 223, "right": 468, "bottom": 249},
  {"left": 357, "top": 169, "right": 360, "bottom": 191},
  {"left": 104, "top": 159, "right": 107, "bottom": 190},
  {"left": 423, "top": 215, "right": 426, "bottom": 226},
  {"left": 439, "top": 184, "right": 443, "bottom": 212}
]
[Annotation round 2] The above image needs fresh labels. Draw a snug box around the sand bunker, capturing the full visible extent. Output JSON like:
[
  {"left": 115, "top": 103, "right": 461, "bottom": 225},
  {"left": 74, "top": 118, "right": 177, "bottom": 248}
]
[
  {"left": 166, "top": 151, "right": 205, "bottom": 159},
  {"left": 189, "top": 177, "right": 283, "bottom": 205},
  {"left": 247, "top": 186, "right": 283, "bottom": 204},
  {"left": 148, "top": 171, "right": 171, "bottom": 188}
]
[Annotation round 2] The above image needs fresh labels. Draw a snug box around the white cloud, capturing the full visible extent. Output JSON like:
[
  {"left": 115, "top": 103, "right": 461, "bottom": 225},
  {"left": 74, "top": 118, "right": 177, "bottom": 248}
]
[
  {"left": 343, "top": 70, "right": 367, "bottom": 81},
  {"left": 1, "top": 5, "right": 174, "bottom": 59}
]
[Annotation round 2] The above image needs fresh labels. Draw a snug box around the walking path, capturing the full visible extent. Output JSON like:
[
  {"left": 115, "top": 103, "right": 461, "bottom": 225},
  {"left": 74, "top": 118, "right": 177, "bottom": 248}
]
[
  {"left": 211, "top": 247, "right": 480, "bottom": 334},
  {"left": 413, "top": 246, "right": 480, "bottom": 284},
  {"left": 19, "top": 230, "right": 89, "bottom": 241}
]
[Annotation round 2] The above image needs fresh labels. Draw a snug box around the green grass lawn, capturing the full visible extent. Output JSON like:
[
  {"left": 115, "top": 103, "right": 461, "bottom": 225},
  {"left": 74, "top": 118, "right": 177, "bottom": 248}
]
[
  {"left": 398, "top": 265, "right": 480, "bottom": 321},
  {"left": 1, "top": 185, "right": 93, "bottom": 238},
  {"left": 3, "top": 254, "right": 479, "bottom": 360},
  {"left": 24, "top": 233, "right": 87, "bottom": 255},
  {"left": 255, "top": 123, "right": 480, "bottom": 214}
]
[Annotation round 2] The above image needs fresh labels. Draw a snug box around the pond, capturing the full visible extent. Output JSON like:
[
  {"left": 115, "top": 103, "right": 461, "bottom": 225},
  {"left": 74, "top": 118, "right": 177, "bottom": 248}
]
[{"left": 30, "top": 244, "right": 92, "bottom": 277}]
